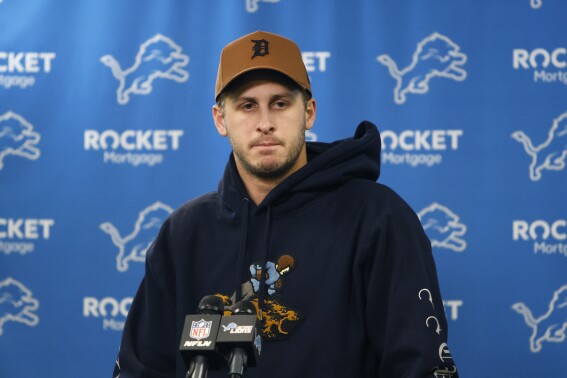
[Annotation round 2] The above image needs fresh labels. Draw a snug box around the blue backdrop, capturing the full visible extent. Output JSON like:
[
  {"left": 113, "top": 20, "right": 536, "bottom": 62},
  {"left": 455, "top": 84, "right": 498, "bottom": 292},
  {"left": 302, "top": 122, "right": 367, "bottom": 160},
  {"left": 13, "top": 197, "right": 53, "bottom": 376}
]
[{"left": 1, "top": 1, "right": 566, "bottom": 377}]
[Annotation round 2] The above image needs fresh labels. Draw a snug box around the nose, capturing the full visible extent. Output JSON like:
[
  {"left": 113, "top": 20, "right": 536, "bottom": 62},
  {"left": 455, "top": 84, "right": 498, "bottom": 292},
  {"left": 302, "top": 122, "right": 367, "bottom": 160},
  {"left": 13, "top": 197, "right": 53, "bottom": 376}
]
[{"left": 257, "top": 107, "right": 275, "bottom": 134}]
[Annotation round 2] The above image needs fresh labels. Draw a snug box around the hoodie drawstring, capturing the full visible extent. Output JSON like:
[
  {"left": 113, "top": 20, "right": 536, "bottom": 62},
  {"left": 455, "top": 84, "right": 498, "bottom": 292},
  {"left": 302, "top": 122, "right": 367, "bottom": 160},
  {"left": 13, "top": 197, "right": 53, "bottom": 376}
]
[
  {"left": 234, "top": 199, "right": 272, "bottom": 322},
  {"left": 235, "top": 198, "right": 249, "bottom": 304},
  {"left": 256, "top": 205, "right": 272, "bottom": 321}
]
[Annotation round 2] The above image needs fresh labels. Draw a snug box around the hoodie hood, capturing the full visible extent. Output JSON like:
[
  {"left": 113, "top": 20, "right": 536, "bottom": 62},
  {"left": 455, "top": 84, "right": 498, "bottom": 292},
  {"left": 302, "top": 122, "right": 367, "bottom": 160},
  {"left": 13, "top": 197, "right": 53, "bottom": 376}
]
[{"left": 218, "top": 120, "right": 381, "bottom": 214}]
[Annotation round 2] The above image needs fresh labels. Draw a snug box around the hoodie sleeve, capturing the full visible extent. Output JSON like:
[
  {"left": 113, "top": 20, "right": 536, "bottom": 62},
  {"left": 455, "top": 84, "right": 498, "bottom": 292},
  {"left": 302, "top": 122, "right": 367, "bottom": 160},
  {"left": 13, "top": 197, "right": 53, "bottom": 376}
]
[
  {"left": 113, "top": 219, "right": 177, "bottom": 378},
  {"left": 364, "top": 196, "right": 459, "bottom": 378}
]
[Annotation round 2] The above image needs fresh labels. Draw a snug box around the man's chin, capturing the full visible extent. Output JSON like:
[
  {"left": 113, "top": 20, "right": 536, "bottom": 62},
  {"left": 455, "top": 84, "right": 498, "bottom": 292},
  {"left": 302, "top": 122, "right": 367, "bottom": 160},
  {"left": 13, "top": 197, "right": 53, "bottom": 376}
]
[{"left": 248, "top": 160, "right": 296, "bottom": 180}]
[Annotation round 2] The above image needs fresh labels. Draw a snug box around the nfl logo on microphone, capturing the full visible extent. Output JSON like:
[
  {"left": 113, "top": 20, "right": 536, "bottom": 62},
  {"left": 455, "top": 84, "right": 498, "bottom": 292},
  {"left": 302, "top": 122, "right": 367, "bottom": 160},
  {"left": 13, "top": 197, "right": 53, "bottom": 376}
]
[{"left": 190, "top": 319, "right": 212, "bottom": 340}]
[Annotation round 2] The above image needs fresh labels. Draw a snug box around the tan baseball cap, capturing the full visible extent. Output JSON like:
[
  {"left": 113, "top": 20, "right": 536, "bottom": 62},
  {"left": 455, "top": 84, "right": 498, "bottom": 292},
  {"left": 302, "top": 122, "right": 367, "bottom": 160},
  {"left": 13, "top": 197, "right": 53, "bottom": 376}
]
[{"left": 215, "top": 30, "right": 311, "bottom": 100}]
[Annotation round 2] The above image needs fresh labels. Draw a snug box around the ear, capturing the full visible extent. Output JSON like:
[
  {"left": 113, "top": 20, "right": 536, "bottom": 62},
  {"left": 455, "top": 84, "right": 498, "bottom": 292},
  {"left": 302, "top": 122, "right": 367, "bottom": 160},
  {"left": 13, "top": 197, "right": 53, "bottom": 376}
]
[
  {"left": 304, "top": 98, "right": 317, "bottom": 131},
  {"left": 212, "top": 105, "right": 228, "bottom": 137}
]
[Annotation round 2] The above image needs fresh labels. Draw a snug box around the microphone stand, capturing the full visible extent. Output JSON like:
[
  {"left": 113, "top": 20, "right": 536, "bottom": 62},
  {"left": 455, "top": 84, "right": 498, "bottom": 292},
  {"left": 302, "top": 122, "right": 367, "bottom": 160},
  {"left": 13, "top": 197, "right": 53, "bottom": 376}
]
[
  {"left": 227, "top": 347, "right": 247, "bottom": 378},
  {"left": 187, "top": 355, "right": 209, "bottom": 378}
]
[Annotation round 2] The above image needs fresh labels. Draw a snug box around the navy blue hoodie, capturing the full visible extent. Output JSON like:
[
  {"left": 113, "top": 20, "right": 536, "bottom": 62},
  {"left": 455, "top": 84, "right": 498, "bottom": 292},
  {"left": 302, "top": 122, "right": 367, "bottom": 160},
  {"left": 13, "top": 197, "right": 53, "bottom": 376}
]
[{"left": 114, "top": 121, "right": 458, "bottom": 377}]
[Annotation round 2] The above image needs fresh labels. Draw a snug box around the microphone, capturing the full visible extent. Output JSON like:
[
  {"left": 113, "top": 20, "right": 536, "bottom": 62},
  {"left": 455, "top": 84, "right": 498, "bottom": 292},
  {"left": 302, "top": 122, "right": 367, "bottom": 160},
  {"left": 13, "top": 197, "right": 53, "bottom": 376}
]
[
  {"left": 216, "top": 300, "right": 262, "bottom": 378},
  {"left": 179, "top": 295, "right": 225, "bottom": 378}
]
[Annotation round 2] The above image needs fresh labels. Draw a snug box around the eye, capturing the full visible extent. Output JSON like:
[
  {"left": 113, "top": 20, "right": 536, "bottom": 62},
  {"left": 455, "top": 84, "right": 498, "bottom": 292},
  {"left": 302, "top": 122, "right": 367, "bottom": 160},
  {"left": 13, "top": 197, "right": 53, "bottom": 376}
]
[
  {"left": 273, "top": 100, "right": 288, "bottom": 109},
  {"left": 240, "top": 102, "right": 256, "bottom": 111}
]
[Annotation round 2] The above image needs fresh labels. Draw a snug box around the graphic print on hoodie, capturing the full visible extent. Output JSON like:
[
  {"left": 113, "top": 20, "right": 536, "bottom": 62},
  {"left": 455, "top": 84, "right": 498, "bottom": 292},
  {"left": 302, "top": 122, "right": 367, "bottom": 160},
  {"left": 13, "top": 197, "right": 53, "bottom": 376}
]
[{"left": 217, "top": 254, "right": 302, "bottom": 340}]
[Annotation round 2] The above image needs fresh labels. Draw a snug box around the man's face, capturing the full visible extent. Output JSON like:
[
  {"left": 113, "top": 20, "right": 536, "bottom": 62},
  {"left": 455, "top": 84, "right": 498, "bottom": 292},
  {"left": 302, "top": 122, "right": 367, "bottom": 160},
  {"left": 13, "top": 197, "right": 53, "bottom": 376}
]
[{"left": 213, "top": 73, "right": 316, "bottom": 182}]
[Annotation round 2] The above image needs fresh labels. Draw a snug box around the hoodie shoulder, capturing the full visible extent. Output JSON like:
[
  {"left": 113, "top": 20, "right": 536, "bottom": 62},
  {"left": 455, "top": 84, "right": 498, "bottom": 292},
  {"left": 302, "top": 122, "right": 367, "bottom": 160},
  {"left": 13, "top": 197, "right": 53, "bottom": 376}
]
[{"left": 345, "top": 179, "right": 419, "bottom": 220}]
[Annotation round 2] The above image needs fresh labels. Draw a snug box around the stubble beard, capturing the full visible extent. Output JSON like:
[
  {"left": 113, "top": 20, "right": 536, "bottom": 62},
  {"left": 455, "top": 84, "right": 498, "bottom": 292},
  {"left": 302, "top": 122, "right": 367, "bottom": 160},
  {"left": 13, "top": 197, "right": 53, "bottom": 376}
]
[{"left": 227, "top": 120, "right": 307, "bottom": 181}]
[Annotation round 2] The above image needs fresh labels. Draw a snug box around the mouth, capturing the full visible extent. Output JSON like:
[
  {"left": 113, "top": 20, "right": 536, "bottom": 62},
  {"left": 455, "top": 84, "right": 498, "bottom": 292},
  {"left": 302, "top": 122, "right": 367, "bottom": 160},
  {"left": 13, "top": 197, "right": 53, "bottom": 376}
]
[
  {"left": 254, "top": 143, "right": 279, "bottom": 148},
  {"left": 251, "top": 139, "right": 282, "bottom": 149}
]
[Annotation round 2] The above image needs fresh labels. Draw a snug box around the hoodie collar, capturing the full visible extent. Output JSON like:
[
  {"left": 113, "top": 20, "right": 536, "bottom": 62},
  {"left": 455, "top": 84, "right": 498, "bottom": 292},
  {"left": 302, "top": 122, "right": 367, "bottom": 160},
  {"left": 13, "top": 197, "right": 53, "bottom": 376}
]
[{"left": 218, "top": 121, "right": 381, "bottom": 216}]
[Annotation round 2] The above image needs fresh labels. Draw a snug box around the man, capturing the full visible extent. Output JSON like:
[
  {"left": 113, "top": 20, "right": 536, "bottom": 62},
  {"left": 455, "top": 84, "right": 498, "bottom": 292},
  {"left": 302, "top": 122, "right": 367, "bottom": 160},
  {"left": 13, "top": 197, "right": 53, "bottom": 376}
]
[{"left": 114, "top": 30, "right": 458, "bottom": 377}]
